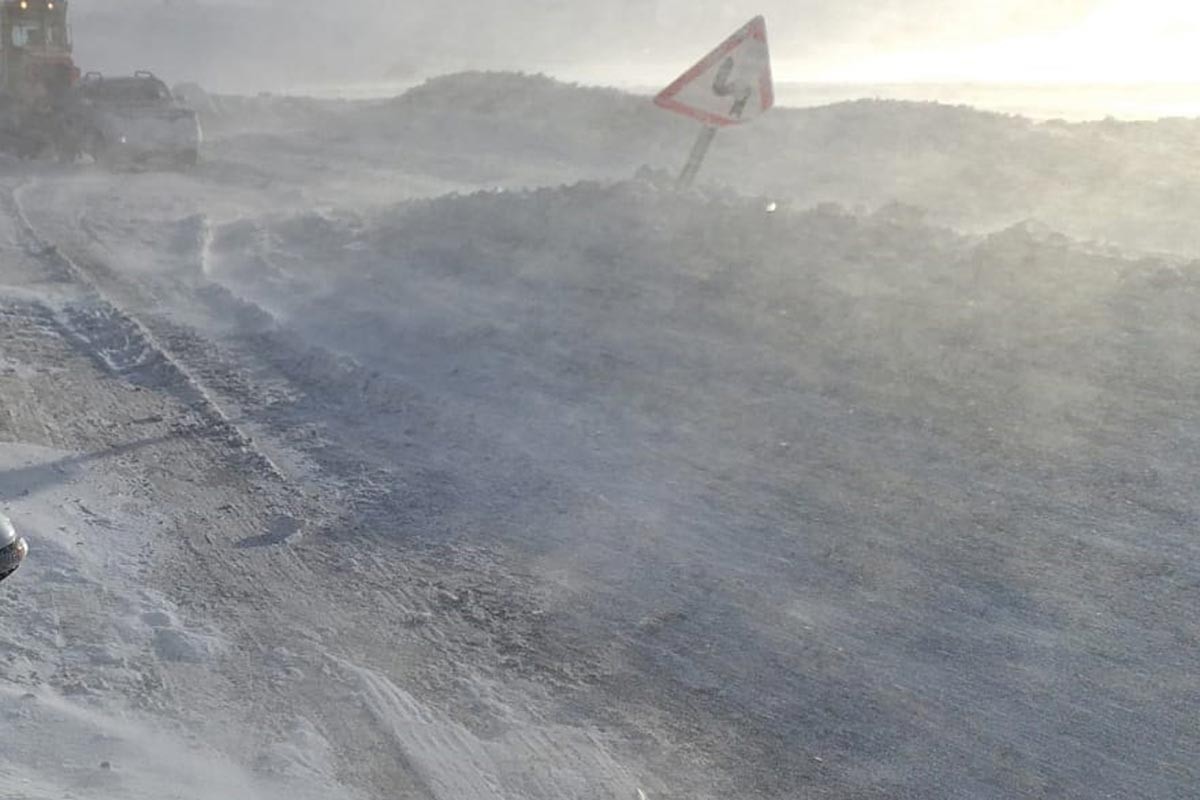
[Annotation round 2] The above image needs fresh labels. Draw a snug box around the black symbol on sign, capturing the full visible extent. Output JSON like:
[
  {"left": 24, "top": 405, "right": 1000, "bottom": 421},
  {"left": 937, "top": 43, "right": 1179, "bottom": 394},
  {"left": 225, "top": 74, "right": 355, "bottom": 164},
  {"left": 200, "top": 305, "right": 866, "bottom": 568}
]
[{"left": 712, "top": 57, "right": 752, "bottom": 119}]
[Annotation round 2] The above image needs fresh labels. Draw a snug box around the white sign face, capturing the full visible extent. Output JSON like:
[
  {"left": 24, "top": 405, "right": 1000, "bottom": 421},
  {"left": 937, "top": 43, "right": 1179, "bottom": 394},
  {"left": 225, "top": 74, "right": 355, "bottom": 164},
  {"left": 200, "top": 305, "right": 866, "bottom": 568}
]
[{"left": 654, "top": 16, "right": 775, "bottom": 127}]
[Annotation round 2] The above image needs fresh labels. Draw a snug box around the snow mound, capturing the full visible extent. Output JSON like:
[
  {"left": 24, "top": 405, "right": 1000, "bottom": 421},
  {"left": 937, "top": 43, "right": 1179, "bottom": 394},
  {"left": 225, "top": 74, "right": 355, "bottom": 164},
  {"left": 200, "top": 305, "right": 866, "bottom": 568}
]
[
  {"left": 200, "top": 71, "right": 1200, "bottom": 252},
  {"left": 203, "top": 179, "right": 1200, "bottom": 468}
]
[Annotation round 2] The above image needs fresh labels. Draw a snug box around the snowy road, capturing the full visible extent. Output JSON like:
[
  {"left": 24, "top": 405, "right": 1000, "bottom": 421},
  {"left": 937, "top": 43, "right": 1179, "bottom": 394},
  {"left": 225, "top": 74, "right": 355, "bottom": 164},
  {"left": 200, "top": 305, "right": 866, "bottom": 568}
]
[
  {"left": 0, "top": 166, "right": 659, "bottom": 799},
  {"left": 3, "top": 78, "right": 1200, "bottom": 799}
]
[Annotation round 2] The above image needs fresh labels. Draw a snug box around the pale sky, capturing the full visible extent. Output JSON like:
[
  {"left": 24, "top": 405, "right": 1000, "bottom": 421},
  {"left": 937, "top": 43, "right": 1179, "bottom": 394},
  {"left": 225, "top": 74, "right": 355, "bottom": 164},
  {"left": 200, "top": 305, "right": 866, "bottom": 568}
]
[
  {"left": 802, "top": 0, "right": 1200, "bottom": 83},
  {"left": 70, "top": 0, "right": 1200, "bottom": 90}
]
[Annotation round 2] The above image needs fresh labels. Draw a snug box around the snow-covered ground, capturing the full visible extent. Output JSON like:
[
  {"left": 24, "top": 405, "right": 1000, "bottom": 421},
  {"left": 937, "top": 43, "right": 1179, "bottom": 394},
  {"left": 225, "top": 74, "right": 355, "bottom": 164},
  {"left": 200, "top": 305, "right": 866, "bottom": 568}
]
[
  {"left": 2, "top": 73, "right": 1200, "bottom": 799},
  {"left": 0, "top": 443, "right": 343, "bottom": 800}
]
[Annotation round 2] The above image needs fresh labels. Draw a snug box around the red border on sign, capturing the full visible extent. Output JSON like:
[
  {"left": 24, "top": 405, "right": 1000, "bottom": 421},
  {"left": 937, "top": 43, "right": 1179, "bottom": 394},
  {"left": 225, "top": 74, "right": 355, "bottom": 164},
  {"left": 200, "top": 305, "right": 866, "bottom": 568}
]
[
  {"left": 654, "top": 16, "right": 773, "bottom": 125},
  {"left": 655, "top": 95, "right": 742, "bottom": 127}
]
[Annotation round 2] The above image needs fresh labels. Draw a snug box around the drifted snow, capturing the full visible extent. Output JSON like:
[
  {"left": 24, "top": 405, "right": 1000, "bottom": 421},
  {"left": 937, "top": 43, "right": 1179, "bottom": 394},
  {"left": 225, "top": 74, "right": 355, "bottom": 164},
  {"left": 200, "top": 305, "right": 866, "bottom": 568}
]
[
  {"left": 0, "top": 445, "right": 353, "bottom": 800},
  {"left": 2, "top": 73, "right": 1200, "bottom": 800}
]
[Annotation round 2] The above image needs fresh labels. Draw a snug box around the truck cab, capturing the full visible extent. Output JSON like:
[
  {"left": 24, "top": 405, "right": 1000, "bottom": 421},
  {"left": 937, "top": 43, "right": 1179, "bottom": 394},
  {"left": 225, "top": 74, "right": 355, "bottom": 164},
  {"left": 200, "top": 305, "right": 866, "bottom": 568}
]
[
  {"left": 0, "top": 0, "right": 198, "bottom": 166},
  {"left": 74, "top": 71, "right": 201, "bottom": 168}
]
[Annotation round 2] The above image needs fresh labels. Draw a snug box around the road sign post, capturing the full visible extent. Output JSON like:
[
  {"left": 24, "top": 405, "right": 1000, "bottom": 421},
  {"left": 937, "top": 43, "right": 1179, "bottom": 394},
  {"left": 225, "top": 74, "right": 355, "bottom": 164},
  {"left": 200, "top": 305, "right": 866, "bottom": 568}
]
[
  {"left": 653, "top": 15, "right": 775, "bottom": 189},
  {"left": 677, "top": 125, "right": 718, "bottom": 189}
]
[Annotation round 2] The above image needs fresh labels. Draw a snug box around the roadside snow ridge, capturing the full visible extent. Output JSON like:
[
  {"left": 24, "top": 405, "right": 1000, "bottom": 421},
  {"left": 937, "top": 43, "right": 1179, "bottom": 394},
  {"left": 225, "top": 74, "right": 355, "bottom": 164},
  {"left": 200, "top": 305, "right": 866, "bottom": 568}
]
[{"left": 336, "top": 657, "right": 641, "bottom": 800}]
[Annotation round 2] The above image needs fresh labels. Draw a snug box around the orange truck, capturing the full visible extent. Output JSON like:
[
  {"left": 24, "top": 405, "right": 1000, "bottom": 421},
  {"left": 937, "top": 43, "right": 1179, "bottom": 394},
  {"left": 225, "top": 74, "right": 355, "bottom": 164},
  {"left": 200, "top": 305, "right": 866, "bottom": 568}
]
[{"left": 0, "top": 0, "right": 199, "bottom": 166}]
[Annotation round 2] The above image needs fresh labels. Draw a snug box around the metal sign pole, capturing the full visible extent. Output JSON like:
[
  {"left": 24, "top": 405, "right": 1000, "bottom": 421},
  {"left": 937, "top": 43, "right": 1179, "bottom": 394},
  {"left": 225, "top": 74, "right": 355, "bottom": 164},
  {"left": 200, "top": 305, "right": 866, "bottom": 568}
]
[
  {"left": 655, "top": 17, "right": 774, "bottom": 189},
  {"left": 677, "top": 125, "right": 717, "bottom": 189}
]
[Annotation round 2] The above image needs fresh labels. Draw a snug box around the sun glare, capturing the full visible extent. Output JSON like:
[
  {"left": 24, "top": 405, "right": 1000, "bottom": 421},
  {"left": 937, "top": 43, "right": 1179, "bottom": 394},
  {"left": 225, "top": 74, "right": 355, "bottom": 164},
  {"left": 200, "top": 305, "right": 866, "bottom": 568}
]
[{"left": 787, "top": 0, "right": 1200, "bottom": 84}]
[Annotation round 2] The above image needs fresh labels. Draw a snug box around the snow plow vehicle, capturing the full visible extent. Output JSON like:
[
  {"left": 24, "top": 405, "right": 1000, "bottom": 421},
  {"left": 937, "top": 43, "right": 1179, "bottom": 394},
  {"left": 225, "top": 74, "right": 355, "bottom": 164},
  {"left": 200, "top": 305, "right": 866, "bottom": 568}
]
[
  {"left": 0, "top": 0, "right": 199, "bottom": 166},
  {"left": 0, "top": 0, "right": 78, "bottom": 157}
]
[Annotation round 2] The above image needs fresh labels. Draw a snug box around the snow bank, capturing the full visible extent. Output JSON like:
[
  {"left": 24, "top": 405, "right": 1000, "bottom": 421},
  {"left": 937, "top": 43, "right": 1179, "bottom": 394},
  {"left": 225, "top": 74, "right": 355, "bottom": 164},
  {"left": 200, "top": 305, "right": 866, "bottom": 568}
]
[
  {"left": 205, "top": 178, "right": 1200, "bottom": 470},
  {"left": 200, "top": 71, "right": 1200, "bottom": 253}
]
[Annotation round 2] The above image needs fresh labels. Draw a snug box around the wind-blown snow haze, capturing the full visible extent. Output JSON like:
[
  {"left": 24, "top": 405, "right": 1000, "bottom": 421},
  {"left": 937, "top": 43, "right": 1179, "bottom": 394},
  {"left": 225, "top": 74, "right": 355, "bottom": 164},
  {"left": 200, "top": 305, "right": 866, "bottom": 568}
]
[
  {"left": 2, "top": 3, "right": 1199, "bottom": 800},
  {"left": 71, "top": 0, "right": 1184, "bottom": 90}
]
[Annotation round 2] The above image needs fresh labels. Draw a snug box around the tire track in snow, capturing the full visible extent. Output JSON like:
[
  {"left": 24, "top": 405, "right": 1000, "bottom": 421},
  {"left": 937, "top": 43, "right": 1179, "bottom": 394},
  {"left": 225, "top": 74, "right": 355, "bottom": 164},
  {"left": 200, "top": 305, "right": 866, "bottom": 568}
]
[{"left": 4, "top": 179, "right": 287, "bottom": 484}]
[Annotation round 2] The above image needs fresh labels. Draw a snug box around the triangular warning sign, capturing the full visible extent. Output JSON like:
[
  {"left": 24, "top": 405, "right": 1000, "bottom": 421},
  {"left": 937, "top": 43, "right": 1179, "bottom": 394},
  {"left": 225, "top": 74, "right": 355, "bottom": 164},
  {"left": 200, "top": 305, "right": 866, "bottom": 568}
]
[{"left": 654, "top": 16, "right": 774, "bottom": 127}]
